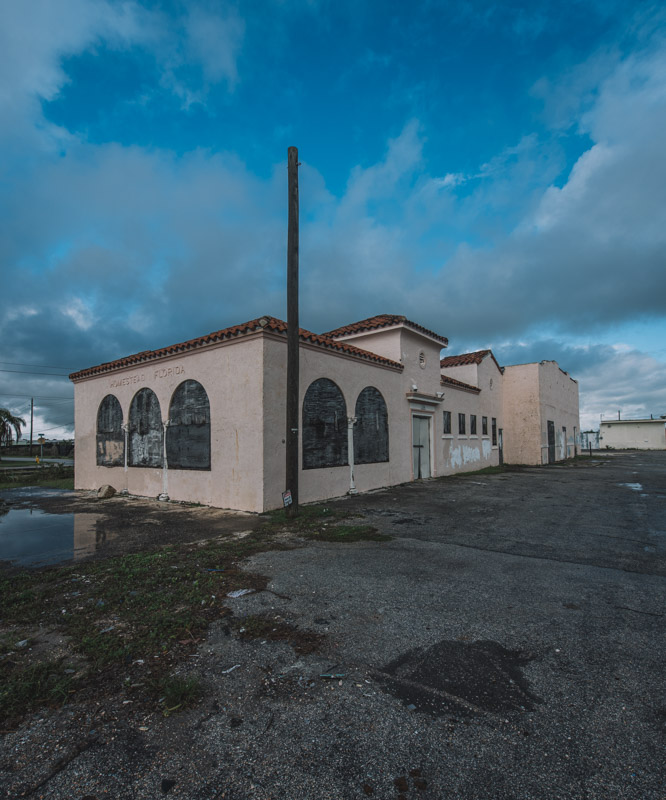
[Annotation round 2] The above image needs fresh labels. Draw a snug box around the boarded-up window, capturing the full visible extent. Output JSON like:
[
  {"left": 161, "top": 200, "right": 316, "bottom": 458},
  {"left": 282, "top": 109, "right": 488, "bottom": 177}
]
[
  {"left": 96, "top": 394, "right": 124, "bottom": 467},
  {"left": 302, "top": 378, "right": 348, "bottom": 469},
  {"left": 128, "top": 388, "right": 163, "bottom": 467},
  {"left": 166, "top": 380, "right": 211, "bottom": 470},
  {"left": 354, "top": 387, "right": 389, "bottom": 464}
]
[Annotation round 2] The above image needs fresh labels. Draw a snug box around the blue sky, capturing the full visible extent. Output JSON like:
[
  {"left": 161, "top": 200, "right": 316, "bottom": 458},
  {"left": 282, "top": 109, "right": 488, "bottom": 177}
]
[{"left": 1, "top": 0, "right": 665, "bottom": 437}]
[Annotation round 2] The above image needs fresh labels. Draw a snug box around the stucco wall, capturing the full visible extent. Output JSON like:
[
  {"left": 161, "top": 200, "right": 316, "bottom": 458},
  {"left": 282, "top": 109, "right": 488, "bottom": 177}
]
[
  {"left": 502, "top": 362, "right": 579, "bottom": 465},
  {"left": 262, "top": 336, "right": 406, "bottom": 509},
  {"left": 537, "top": 362, "right": 580, "bottom": 462},
  {"left": 502, "top": 364, "right": 541, "bottom": 464},
  {"left": 599, "top": 420, "right": 666, "bottom": 449},
  {"left": 438, "top": 356, "right": 503, "bottom": 473},
  {"left": 73, "top": 336, "right": 266, "bottom": 511}
]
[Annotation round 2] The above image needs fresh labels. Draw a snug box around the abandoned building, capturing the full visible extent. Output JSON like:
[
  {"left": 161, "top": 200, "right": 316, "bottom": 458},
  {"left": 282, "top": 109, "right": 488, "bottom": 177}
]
[
  {"left": 599, "top": 417, "right": 666, "bottom": 450},
  {"left": 69, "top": 314, "right": 581, "bottom": 512}
]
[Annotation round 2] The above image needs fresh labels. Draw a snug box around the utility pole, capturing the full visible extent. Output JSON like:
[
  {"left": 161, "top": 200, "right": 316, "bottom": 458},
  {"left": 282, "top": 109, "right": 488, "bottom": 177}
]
[
  {"left": 285, "top": 146, "right": 300, "bottom": 517},
  {"left": 30, "top": 398, "right": 34, "bottom": 457}
]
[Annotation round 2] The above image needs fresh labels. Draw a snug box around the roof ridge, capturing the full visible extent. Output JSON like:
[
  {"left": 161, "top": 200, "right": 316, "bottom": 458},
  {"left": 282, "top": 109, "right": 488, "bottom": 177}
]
[
  {"left": 324, "top": 314, "right": 448, "bottom": 345},
  {"left": 70, "top": 315, "right": 403, "bottom": 381}
]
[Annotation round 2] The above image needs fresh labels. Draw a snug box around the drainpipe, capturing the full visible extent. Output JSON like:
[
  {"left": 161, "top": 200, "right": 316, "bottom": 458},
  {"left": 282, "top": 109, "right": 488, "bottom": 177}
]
[
  {"left": 158, "top": 420, "right": 170, "bottom": 501},
  {"left": 121, "top": 423, "right": 129, "bottom": 496},
  {"left": 347, "top": 416, "right": 357, "bottom": 494}
]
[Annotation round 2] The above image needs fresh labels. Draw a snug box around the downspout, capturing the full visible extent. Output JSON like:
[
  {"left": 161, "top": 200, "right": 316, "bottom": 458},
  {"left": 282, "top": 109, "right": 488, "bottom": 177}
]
[
  {"left": 121, "top": 423, "right": 129, "bottom": 495},
  {"left": 158, "top": 420, "right": 170, "bottom": 501},
  {"left": 347, "top": 416, "right": 357, "bottom": 494}
]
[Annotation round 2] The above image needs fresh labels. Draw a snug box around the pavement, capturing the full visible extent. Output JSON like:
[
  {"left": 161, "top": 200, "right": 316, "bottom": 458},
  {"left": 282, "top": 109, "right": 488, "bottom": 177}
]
[{"left": 1, "top": 450, "right": 665, "bottom": 799}]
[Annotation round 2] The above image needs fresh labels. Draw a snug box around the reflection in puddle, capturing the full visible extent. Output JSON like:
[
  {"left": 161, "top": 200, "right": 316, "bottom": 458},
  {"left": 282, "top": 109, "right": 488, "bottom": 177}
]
[
  {"left": 0, "top": 506, "right": 110, "bottom": 567},
  {"left": 618, "top": 483, "right": 643, "bottom": 492}
]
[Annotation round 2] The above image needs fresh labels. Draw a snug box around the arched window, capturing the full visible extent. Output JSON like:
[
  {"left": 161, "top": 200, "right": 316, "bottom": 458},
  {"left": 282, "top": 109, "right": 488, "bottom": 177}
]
[
  {"left": 354, "top": 387, "right": 389, "bottom": 464},
  {"left": 96, "top": 394, "right": 124, "bottom": 466},
  {"left": 128, "top": 388, "right": 163, "bottom": 467},
  {"left": 166, "top": 380, "right": 211, "bottom": 470},
  {"left": 302, "top": 378, "right": 348, "bottom": 469}
]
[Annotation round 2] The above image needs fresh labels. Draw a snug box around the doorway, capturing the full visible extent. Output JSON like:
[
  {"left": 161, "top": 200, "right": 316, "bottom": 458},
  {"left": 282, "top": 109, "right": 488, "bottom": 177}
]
[
  {"left": 412, "top": 415, "right": 431, "bottom": 479},
  {"left": 498, "top": 428, "right": 504, "bottom": 465},
  {"left": 547, "top": 420, "right": 555, "bottom": 464}
]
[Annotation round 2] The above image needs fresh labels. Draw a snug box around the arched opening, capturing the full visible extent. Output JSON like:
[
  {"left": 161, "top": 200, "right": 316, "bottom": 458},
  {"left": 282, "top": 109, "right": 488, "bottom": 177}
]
[
  {"left": 96, "top": 394, "right": 124, "bottom": 466},
  {"left": 302, "top": 378, "right": 348, "bottom": 469},
  {"left": 128, "top": 388, "right": 163, "bottom": 467},
  {"left": 354, "top": 387, "right": 389, "bottom": 464},
  {"left": 166, "top": 380, "right": 211, "bottom": 470}
]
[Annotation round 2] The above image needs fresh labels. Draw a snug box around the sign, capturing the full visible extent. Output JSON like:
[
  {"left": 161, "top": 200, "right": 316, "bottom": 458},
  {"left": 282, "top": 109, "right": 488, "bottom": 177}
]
[
  {"left": 37, "top": 437, "right": 46, "bottom": 445},
  {"left": 282, "top": 490, "right": 292, "bottom": 507}
]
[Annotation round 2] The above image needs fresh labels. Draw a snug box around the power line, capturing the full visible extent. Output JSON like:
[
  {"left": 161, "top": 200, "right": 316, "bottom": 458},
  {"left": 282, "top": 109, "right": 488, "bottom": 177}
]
[
  {"left": 0, "top": 361, "right": 79, "bottom": 370},
  {"left": 0, "top": 369, "right": 70, "bottom": 376},
  {"left": 0, "top": 393, "right": 73, "bottom": 400}
]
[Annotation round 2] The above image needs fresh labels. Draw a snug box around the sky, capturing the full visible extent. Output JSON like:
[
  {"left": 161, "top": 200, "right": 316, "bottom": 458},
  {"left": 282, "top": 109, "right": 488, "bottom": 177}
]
[{"left": 1, "top": 0, "right": 665, "bottom": 438}]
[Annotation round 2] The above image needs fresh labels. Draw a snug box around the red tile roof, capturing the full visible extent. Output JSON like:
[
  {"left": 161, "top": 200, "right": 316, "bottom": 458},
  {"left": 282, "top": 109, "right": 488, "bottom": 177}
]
[
  {"left": 440, "top": 375, "right": 481, "bottom": 393},
  {"left": 440, "top": 349, "right": 502, "bottom": 372},
  {"left": 69, "top": 316, "right": 403, "bottom": 381},
  {"left": 324, "top": 314, "right": 448, "bottom": 346}
]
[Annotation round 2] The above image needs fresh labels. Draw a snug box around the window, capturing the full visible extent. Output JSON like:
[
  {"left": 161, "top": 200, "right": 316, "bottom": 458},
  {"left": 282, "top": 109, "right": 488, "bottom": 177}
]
[
  {"left": 354, "top": 387, "right": 389, "bottom": 464},
  {"left": 166, "top": 380, "right": 211, "bottom": 470},
  {"left": 96, "top": 394, "right": 124, "bottom": 466},
  {"left": 442, "top": 410, "right": 451, "bottom": 435},
  {"left": 128, "top": 388, "right": 163, "bottom": 467},
  {"left": 302, "top": 378, "right": 348, "bottom": 469},
  {"left": 470, "top": 415, "right": 477, "bottom": 435},
  {"left": 492, "top": 417, "right": 497, "bottom": 446},
  {"left": 482, "top": 416, "right": 488, "bottom": 436},
  {"left": 458, "top": 413, "right": 466, "bottom": 435}
]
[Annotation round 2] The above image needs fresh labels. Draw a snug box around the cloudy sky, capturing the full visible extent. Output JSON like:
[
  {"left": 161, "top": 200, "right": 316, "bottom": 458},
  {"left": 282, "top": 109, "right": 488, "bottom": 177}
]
[{"left": 1, "top": 0, "right": 665, "bottom": 438}]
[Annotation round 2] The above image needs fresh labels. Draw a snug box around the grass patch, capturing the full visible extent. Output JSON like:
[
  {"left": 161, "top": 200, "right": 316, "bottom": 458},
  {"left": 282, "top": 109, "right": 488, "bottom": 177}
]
[
  {"left": 261, "top": 503, "right": 391, "bottom": 543},
  {"left": 149, "top": 674, "right": 202, "bottom": 716},
  {"left": 0, "top": 659, "right": 77, "bottom": 724},
  {"left": 0, "top": 531, "right": 288, "bottom": 727},
  {"left": 0, "top": 466, "right": 74, "bottom": 491},
  {"left": 303, "top": 524, "right": 391, "bottom": 543}
]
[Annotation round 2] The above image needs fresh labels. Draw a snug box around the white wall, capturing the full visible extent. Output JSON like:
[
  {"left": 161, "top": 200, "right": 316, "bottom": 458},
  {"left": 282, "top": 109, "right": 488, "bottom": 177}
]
[{"left": 599, "top": 420, "right": 666, "bottom": 450}]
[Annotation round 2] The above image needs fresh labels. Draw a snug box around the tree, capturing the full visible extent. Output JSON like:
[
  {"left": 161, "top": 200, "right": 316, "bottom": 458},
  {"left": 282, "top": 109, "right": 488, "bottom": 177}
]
[{"left": 0, "top": 408, "right": 26, "bottom": 459}]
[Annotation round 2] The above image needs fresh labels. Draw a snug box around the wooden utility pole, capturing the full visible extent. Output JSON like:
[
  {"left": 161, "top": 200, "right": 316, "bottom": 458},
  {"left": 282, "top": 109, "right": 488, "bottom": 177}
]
[
  {"left": 285, "top": 146, "right": 300, "bottom": 517},
  {"left": 30, "top": 397, "right": 34, "bottom": 457}
]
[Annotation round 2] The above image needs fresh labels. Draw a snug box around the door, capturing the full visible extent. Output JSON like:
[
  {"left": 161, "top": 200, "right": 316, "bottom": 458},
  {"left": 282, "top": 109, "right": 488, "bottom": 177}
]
[
  {"left": 412, "top": 416, "right": 431, "bottom": 479},
  {"left": 547, "top": 420, "right": 555, "bottom": 464},
  {"left": 498, "top": 428, "right": 504, "bottom": 465}
]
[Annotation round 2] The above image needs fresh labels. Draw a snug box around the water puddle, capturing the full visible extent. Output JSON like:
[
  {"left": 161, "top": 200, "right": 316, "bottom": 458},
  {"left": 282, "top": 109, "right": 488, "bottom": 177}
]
[
  {"left": 618, "top": 483, "right": 643, "bottom": 492},
  {"left": 0, "top": 490, "right": 109, "bottom": 567}
]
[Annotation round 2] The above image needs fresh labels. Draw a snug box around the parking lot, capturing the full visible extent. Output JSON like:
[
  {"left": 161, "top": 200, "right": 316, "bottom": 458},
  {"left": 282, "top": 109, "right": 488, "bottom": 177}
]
[{"left": 1, "top": 451, "right": 665, "bottom": 799}]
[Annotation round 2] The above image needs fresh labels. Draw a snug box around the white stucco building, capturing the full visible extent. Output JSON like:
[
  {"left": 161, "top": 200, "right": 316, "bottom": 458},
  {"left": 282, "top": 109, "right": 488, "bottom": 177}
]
[
  {"left": 599, "top": 418, "right": 666, "bottom": 450},
  {"left": 70, "top": 314, "right": 581, "bottom": 511}
]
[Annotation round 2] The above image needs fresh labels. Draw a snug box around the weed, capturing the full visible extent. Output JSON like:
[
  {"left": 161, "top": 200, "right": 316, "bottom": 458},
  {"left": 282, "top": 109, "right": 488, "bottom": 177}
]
[
  {"left": 149, "top": 674, "right": 202, "bottom": 715},
  {"left": 0, "top": 660, "right": 76, "bottom": 723},
  {"left": 234, "top": 614, "right": 323, "bottom": 654}
]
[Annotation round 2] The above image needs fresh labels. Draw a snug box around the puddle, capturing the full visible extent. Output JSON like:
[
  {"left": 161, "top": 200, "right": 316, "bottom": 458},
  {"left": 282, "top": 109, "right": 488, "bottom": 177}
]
[
  {"left": 375, "top": 639, "right": 541, "bottom": 716},
  {"left": 618, "top": 483, "right": 643, "bottom": 491},
  {"left": 0, "top": 491, "right": 109, "bottom": 567}
]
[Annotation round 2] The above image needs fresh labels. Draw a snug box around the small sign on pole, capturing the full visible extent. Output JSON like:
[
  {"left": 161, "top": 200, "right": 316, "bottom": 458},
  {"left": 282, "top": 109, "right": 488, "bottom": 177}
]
[{"left": 282, "top": 490, "right": 293, "bottom": 507}]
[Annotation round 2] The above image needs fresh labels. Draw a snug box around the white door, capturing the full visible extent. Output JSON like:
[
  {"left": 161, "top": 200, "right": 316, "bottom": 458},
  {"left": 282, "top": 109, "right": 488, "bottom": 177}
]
[{"left": 412, "top": 416, "right": 431, "bottom": 479}]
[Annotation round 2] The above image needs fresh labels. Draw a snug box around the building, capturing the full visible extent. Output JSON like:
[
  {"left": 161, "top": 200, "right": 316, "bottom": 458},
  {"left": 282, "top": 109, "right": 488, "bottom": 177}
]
[
  {"left": 580, "top": 430, "right": 600, "bottom": 450},
  {"left": 70, "top": 314, "right": 581, "bottom": 512},
  {"left": 599, "top": 418, "right": 666, "bottom": 450}
]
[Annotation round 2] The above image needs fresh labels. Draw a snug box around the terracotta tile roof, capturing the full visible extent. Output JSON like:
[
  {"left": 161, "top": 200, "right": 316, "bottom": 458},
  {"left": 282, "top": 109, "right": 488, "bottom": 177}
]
[
  {"left": 440, "top": 375, "right": 481, "bottom": 393},
  {"left": 69, "top": 316, "right": 403, "bottom": 380},
  {"left": 440, "top": 349, "right": 502, "bottom": 372},
  {"left": 324, "top": 314, "right": 448, "bottom": 346}
]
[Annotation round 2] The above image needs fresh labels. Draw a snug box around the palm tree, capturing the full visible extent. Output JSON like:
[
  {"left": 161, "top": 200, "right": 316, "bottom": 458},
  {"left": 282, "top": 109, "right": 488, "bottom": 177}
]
[{"left": 0, "top": 408, "right": 26, "bottom": 460}]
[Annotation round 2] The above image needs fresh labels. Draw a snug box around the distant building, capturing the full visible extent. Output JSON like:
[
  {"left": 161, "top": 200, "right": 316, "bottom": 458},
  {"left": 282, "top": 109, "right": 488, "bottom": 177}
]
[
  {"left": 70, "top": 314, "right": 581, "bottom": 511},
  {"left": 599, "top": 418, "right": 666, "bottom": 450},
  {"left": 580, "top": 430, "right": 600, "bottom": 450}
]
